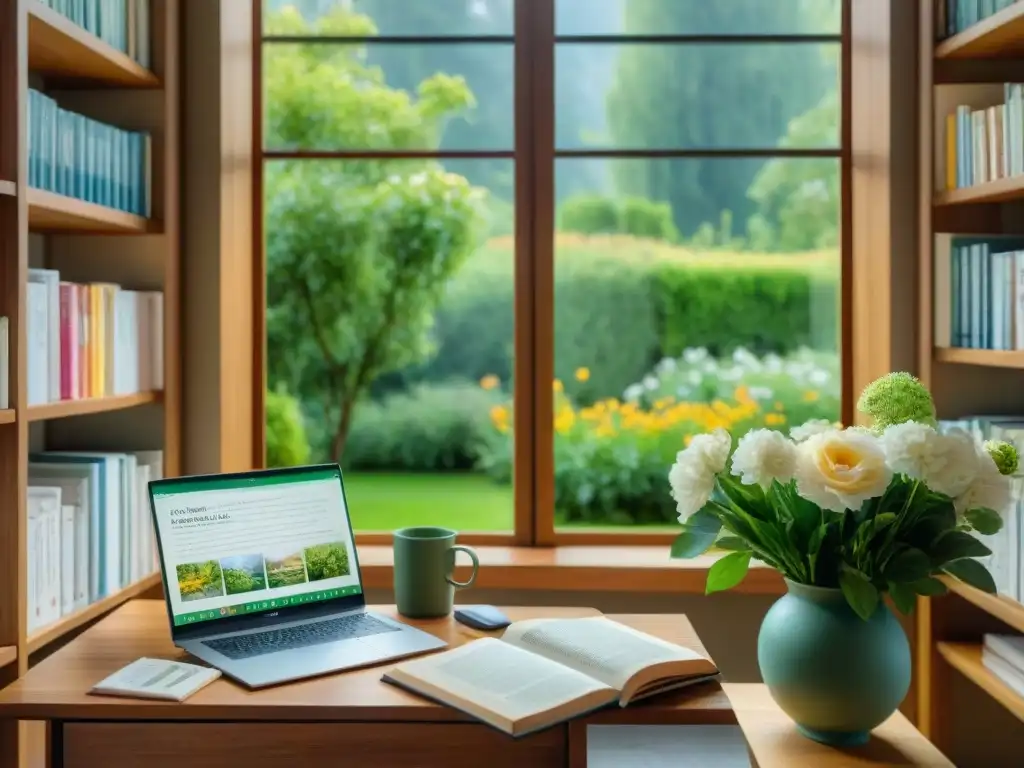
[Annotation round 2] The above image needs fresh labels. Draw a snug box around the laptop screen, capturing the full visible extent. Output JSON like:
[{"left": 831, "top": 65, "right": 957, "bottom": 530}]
[{"left": 150, "top": 465, "right": 362, "bottom": 628}]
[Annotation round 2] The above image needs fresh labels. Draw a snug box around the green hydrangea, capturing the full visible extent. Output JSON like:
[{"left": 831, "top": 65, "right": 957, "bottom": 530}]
[
  {"left": 985, "top": 440, "right": 1020, "bottom": 476},
  {"left": 856, "top": 372, "right": 937, "bottom": 430}
]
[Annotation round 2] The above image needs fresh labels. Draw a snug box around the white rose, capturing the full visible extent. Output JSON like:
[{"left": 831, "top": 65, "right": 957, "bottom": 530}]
[
  {"left": 956, "top": 447, "right": 1013, "bottom": 517},
  {"left": 731, "top": 429, "right": 798, "bottom": 489},
  {"left": 882, "top": 423, "right": 978, "bottom": 498},
  {"left": 795, "top": 428, "right": 893, "bottom": 513},
  {"left": 790, "top": 419, "right": 833, "bottom": 443},
  {"left": 669, "top": 428, "right": 731, "bottom": 521}
]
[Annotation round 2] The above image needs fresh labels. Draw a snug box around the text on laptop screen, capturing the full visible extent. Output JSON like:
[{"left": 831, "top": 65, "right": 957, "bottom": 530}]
[{"left": 151, "top": 467, "right": 361, "bottom": 626}]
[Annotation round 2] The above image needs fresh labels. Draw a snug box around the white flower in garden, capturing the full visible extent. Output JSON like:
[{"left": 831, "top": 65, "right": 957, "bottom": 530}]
[
  {"left": 956, "top": 446, "right": 1013, "bottom": 517},
  {"left": 809, "top": 368, "right": 830, "bottom": 387},
  {"left": 733, "top": 347, "right": 761, "bottom": 371},
  {"left": 765, "top": 353, "right": 783, "bottom": 373},
  {"left": 790, "top": 419, "right": 833, "bottom": 443},
  {"left": 643, "top": 375, "right": 659, "bottom": 391},
  {"left": 719, "top": 366, "right": 742, "bottom": 382},
  {"left": 881, "top": 423, "right": 978, "bottom": 499},
  {"left": 687, "top": 370, "right": 703, "bottom": 386},
  {"left": 669, "top": 428, "right": 731, "bottom": 521},
  {"left": 656, "top": 357, "right": 678, "bottom": 374},
  {"left": 623, "top": 384, "right": 644, "bottom": 402},
  {"left": 683, "top": 347, "right": 709, "bottom": 365},
  {"left": 731, "top": 429, "right": 798, "bottom": 489},
  {"left": 749, "top": 386, "right": 774, "bottom": 401},
  {"left": 794, "top": 428, "right": 892, "bottom": 513}
]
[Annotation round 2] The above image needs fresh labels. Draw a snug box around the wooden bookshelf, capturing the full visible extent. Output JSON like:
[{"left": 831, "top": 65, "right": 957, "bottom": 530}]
[
  {"left": 27, "top": 188, "right": 150, "bottom": 234},
  {"left": 27, "top": 0, "right": 159, "bottom": 87},
  {"left": 0, "top": 0, "right": 180, "bottom": 765},
  {"left": 934, "top": 347, "right": 1024, "bottom": 368},
  {"left": 933, "top": 174, "right": 1024, "bottom": 205},
  {"left": 26, "top": 391, "right": 162, "bottom": 421},
  {"left": 942, "top": 577, "right": 1024, "bottom": 634},
  {"left": 935, "top": 1, "right": 1024, "bottom": 59},
  {"left": 937, "top": 643, "right": 1024, "bottom": 722},
  {"left": 26, "top": 573, "right": 160, "bottom": 654}
]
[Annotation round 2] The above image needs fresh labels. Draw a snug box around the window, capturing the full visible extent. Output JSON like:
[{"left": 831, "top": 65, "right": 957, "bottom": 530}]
[{"left": 256, "top": 0, "right": 849, "bottom": 546}]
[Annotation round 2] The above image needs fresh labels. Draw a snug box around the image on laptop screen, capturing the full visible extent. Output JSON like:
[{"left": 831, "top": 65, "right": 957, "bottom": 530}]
[{"left": 150, "top": 467, "right": 361, "bottom": 627}]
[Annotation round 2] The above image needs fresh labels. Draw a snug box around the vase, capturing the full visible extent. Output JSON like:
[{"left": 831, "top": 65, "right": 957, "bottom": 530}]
[{"left": 757, "top": 579, "right": 911, "bottom": 747}]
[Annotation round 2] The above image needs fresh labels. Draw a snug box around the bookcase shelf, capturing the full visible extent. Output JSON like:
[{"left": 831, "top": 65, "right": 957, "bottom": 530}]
[
  {"left": 942, "top": 576, "right": 1024, "bottom": 633},
  {"left": 0, "top": 180, "right": 15, "bottom": 197},
  {"left": 938, "top": 642, "right": 1024, "bottom": 722},
  {"left": 26, "top": 572, "right": 160, "bottom": 654},
  {"left": 26, "top": 392, "right": 162, "bottom": 422},
  {"left": 27, "top": 188, "right": 150, "bottom": 234},
  {"left": 0, "top": 410, "right": 16, "bottom": 425},
  {"left": 0, "top": 646, "right": 15, "bottom": 668},
  {"left": 935, "top": 1, "right": 1024, "bottom": 59},
  {"left": 27, "top": 0, "right": 159, "bottom": 88},
  {"left": 933, "top": 174, "right": 1024, "bottom": 205},
  {"left": 934, "top": 347, "right": 1024, "bottom": 368}
]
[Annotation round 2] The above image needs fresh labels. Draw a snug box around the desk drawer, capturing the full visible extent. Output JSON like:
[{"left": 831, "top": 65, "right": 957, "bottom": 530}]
[{"left": 61, "top": 722, "right": 566, "bottom": 768}]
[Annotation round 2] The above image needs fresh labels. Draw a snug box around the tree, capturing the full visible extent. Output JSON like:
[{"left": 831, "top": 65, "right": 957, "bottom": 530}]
[
  {"left": 605, "top": 0, "right": 835, "bottom": 238},
  {"left": 265, "top": 5, "right": 486, "bottom": 461}
]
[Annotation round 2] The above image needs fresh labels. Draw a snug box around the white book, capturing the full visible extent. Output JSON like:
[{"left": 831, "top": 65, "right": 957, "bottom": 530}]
[
  {"left": 982, "top": 648, "right": 1024, "bottom": 700},
  {"left": 29, "top": 464, "right": 95, "bottom": 601},
  {"left": 27, "top": 487, "right": 63, "bottom": 632},
  {"left": 1015, "top": 252, "right": 1024, "bottom": 349},
  {"left": 28, "top": 268, "right": 60, "bottom": 402},
  {"left": 90, "top": 658, "right": 221, "bottom": 702},
  {"left": 60, "top": 504, "right": 75, "bottom": 615},
  {"left": 120, "top": 454, "right": 137, "bottom": 586},
  {"left": 0, "top": 316, "right": 8, "bottom": 409},
  {"left": 132, "top": 450, "right": 163, "bottom": 573},
  {"left": 26, "top": 282, "right": 49, "bottom": 406},
  {"left": 985, "top": 634, "right": 1024, "bottom": 674},
  {"left": 148, "top": 292, "right": 163, "bottom": 389},
  {"left": 134, "top": 464, "right": 151, "bottom": 581}
]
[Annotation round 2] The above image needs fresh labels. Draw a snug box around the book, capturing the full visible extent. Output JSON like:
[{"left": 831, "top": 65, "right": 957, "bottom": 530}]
[
  {"left": 90, "top": 658, "right": 221, "bottom": 702},
  {"left": 383, "top": 616, "right": 719, "bottom": 737}
]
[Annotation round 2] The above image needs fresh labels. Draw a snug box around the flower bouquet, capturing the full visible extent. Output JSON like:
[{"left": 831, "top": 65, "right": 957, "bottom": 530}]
[{"left": 668, "top": 372, "right": 1018, "bottom": 746}]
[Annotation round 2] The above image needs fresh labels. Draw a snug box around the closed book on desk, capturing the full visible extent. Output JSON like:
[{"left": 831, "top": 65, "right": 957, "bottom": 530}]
[{"left": 383, "top": 616, "right": 718, "bottom": 737}]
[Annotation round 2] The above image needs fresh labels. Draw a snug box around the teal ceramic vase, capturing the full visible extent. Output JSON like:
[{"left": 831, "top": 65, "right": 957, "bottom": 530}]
[{"left": 757, "top": 579, "right": 911, "bottom": 747}]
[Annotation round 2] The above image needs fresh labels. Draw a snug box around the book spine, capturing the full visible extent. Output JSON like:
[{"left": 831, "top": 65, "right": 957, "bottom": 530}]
[{"left": 59, "top": 283, "right": 72, "bottom": 401}]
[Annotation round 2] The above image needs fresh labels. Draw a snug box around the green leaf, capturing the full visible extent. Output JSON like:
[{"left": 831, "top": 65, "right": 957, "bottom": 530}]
[
  {"left": 706, "top": 551, "right": 753, "bottom": 595},
  {"left": 909, "top": 577, "right": 948, "bottom": 597},
  {"left": 670, "top": 506, "right": 722, "bottom": 559},
  {"left": 839, "top": 566, "right": 880, "bottom": 620},
  {"left": 715, "top": 535, "right": 750, "bottom": 552},
  {"left": 931, "top": 531, "right": 992, "bottom": 566},
  {"left": 944, "top": 558, "right": 997, "bottom": 594},
  {"left": 888, "top": 581, "right": 916, "bottom": 615},
  {"left": 965, "top": 507, "right": 1003, "bottom": 536},
  {"left": 883, "top": 547, "right": 932, "bottom": 583}
]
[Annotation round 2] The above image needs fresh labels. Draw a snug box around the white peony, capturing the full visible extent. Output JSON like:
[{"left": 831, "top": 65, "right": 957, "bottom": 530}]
[
  {"left": 956, "top": 446, "right": 1013, "bottom": 517},
  {"left": 881, "top": 423, "right": 978, "bottom": 499},
  {"left": 731, "top": 429, "right": 798, "bottom": 489},
  {"left": 790, "top": 419, "right": 833, "bottom": 443},
  {"left": 669, "top": 428, "right": 731, "bottom": 521},
  {"left": 794, "top": 428, "right": 892, "bottom": 513}
]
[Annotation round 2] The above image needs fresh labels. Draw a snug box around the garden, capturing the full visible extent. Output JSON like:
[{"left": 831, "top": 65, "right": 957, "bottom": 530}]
[{"left": 262, "top": 1, "right": 842, "bottom": 531}]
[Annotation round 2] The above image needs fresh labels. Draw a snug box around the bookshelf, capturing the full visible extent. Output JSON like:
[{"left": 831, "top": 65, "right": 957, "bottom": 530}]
[
  {"left": 918, "top": 1, "right": 1024, "bottom": 762},
  {"left": 0, "top": 0, "right": 179, "bottom": 766}
]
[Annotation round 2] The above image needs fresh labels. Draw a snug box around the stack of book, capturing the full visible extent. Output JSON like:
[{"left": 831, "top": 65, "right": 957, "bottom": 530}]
[
  {"left": 933, "top": 236, "right": 1024, "bottom": 350},
  {"left": 982, "top": 634, "right": 1024, "bottom": 698},
  {"left": 940, "top": 417, "right": 1024, "bottom": 601},
  {"left": 938, "top": 0, "right": 1021, "bottom": 38},
  {"left": 28, "top": 88, "right": 152, "bottom": 216},
  {"left": 27, "top": 450, "right": 162, "bottom": 633},
  {"left": 39, "top": 0, "right": 151, "bottom": 68},
  {"left": 944, "top": 85, "right": 1024, "bottom": 190},
  {"left": 27, "top": 268, "right": 164, "bottom": 406}
]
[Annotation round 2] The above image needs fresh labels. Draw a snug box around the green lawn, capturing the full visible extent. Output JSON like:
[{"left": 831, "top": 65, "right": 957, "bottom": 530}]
[{"left": 344, "top": 472, "right": 678, "bottom": 533}]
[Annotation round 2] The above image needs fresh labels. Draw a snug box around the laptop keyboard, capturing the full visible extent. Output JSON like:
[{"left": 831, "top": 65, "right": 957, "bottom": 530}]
[{"left": 203, "top": 613, "right": 399, "bottom": 660}]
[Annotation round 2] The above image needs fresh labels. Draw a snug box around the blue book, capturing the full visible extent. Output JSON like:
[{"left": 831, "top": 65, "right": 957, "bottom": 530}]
[
  {"left": 952, "top": 246, "right": 961, "bottom": 346},
  {"left": 111, "top": 128, "right": 122, "bottom": 211},
  {"left": 98, "top": 122, "right": 110, "bottom": 207},
  {"left": 959, "top": 246, "right": 970, "bottom": 346},
  {"left": 74, "top": 113, "right": 86, "bottom": 199},
  {"left": 130, "top": 132, "right": 140, "bottom": 214},
  {"left": 27, "top": 90, "right": 36, "bottom": 188}
]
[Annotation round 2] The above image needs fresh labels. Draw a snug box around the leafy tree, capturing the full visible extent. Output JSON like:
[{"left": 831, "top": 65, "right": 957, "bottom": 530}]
[
  {"left": 265, "top": 5, "right": 486, "bottom": 460},
  {"left": 606, "top": 0, "right": 835, "bottom": 238},
  {"left": 265, "top": 387, "right": 311, "bottom": 467}
]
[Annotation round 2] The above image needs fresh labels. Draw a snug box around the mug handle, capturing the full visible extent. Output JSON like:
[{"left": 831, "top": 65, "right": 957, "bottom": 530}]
[{"left": 446, "top": 545, "right": 479, "bottom": 589}]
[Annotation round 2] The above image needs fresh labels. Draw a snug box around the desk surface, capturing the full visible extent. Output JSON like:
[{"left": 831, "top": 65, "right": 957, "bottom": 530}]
[
  {"left": 0, "top": 600, "right": 731, "bottom": 722},
  {"left": 725, "top": 684, "right": 954, "bottom": 768}
]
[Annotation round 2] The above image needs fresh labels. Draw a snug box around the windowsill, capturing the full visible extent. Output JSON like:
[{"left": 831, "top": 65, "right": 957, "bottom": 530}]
[{"left": 356, "top": 545, "right": 785, "bottom": 594}]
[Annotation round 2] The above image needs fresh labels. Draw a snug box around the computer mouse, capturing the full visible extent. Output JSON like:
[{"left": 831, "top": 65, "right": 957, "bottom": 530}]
[{"left": 454, "top": 605, "right": 512, "bottom": 631}]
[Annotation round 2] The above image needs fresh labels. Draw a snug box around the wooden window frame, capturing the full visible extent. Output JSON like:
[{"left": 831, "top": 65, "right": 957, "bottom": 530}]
[{"left": 253, "top": 0, "right": 853, "bottom": 550}]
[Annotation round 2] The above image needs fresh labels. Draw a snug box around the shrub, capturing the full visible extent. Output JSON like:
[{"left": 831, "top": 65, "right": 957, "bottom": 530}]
[
  {"left": 343, "top": 381, "right": 504, "bottom": 471},
  {"left": 559, "top": 195, "right": 620, "bottom": 235},
  {"left": 265, "top": 387, "right": 311, "bottom": 467},
  {"left": 619, "top": 197, "right": 679, "bottom": 242}
]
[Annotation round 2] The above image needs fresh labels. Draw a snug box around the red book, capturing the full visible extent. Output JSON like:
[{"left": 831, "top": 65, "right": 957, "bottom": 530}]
[{"left": 59, "top": 283, "right": 74, "bottom": 400}]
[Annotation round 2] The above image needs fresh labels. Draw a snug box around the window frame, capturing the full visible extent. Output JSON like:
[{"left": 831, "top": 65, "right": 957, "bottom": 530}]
[{"left": 253, "top": 0, "right": 852, "bottom": 549}]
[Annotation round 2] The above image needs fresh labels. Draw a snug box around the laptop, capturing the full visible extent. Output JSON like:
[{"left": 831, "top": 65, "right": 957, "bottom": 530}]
[{"left": 149, "top": 463, "right": 447, "bottom": 689}]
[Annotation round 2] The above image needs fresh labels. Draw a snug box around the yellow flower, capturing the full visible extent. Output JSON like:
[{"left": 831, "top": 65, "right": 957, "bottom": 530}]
[
  {"left": 553, "top": 379, "right": 564, "bottom": 393},
  {"left": 765, "top": 413, "right": 787, "bottom": 427},
  {"left": 802, "top": 390, "right": 820, "bottom": 403},
  {"left": 489, "top": 404, "right": 510, "bottom": 433},
  {"left": 575, "top": 367, "right": 590, "bottom": 382},
  {"left": 479, "top": 374, "right": 500, "bottom": 391}
]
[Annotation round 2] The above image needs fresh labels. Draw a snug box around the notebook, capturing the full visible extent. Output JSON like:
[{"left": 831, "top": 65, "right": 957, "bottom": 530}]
[
  {"left": 90, "top": 658, "right": 221, "bottom": 702},
  {"left": 383, "top": 616, "right": 719, "bottom": 737}
]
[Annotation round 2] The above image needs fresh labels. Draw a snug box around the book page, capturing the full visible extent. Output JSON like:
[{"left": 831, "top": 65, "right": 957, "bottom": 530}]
[
  {"left": 387, "top": 637, "right": 615, "bottom": 728},
  {"left": 502, "top": 616, "right": 715, "bottom": 692}
]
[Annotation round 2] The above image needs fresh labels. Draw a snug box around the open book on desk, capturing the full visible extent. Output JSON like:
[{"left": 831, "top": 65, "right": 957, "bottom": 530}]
[{"left": 383, "top": 615, "right": 719, "bottom": 737}]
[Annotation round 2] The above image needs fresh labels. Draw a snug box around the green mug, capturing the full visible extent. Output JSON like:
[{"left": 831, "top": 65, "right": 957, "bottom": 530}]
[{"left": 393, "top": 527, "right": 479, "bottom": 618}]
